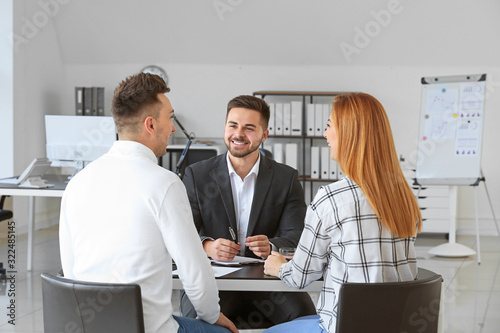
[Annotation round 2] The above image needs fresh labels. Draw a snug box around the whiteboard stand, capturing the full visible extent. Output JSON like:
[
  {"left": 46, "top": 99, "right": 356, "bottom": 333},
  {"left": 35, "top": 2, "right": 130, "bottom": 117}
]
[
  {"left": 473, "top": 186, "right": 481, "bottom": 264},
  {"left": 472, "top": 173, "right": 499, "bottom": 264},
  {"left": 428, "top": 186, "right": 477, "bottom": 259},
  {"left": 416, "top": 73, "right": 490, "bottom": 265},
  {"left": 427, "top": 175, "right": 499, "bottom": 265}
]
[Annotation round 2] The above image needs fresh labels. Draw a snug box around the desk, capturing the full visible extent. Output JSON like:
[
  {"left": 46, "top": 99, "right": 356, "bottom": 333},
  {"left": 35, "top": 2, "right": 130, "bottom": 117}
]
[
  {"left": 172, "top": 264, "right": 323, "bottom": 292},
  {"left": 0, "top": 174, "right": 67, "bottom": 270}
]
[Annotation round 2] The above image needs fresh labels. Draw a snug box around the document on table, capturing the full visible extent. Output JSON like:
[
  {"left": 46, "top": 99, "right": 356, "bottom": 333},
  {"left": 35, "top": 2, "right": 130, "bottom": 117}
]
[
  {"left": 0, "top": 177, "right": 19, "bottom": 184},
  {"left": 172, "top": 266, "right": 241, "bottom": 278},
  {"left": 211, "top": 255, "right": 265, "bottom": 267}
]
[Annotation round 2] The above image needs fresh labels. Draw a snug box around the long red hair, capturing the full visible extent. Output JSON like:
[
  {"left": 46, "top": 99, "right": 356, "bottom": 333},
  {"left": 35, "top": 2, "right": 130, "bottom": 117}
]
[{"left": 332, "top": 93, "right": 421, "bottom": 237}]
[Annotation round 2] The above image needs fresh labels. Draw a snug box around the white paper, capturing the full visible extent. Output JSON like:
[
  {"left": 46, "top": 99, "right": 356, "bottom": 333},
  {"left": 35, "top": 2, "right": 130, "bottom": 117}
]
[
  {"left": 0, "top": 177, "right": 19, "bottom": 184},
  {"left": 425, "top": 87, "right": 458, "bottom": 116},
  {"left": 211, "top": 255, "right": 265, "bottom": 266},
  {"left": 172, "top": 266, "right": 242, "bottom": 278},
  {"left": 455, "top": 120, "right": 481, "bottom": 156}
]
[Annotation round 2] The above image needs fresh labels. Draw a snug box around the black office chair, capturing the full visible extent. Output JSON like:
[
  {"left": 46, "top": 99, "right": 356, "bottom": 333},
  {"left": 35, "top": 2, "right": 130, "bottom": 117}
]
[
  {"left": 41, "top": 273, "right": 145, "bottom": 333},
  {"left": 0, "top": 195, "right": 13, "bottom": 223},
  {"left": 335, "top": 267, "right": 442, "bottom": 333}
]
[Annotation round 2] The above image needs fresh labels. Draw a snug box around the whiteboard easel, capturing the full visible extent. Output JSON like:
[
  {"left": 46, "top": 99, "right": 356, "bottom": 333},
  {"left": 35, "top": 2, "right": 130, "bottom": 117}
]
[{"left": 415, "top": 74, "right": 493, "bottom": 263}]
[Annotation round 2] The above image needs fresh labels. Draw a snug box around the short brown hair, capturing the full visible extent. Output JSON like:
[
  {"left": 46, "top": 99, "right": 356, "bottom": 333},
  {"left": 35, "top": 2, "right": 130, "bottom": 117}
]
[
  {"left": 111, "top": 73, "right": 170, "bottom": 133},
  {"left": 226, "top": 95, "right": 270, "bottom": 129}
]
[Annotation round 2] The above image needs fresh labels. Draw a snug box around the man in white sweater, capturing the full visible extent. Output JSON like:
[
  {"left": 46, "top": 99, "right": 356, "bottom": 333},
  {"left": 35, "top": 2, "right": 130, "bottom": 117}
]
[{"left": 59, "top": 73, "right": 237, "bottom": 333}]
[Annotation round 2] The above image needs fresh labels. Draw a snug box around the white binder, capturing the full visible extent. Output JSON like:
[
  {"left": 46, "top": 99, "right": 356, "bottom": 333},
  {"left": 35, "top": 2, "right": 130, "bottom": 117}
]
[
  {"left": 310, "top": 146, "right": 320, "bottom": 179},
  {"left": 306, "top": 104, "right": 315, "bottom": 136},
  {"left": 291, "top": 101, "right": 302, "bottom": 136},
  {"left": 268, "top": 103, "right": 275, "bottom": 135},
  {"left": 329, "top": 159, "right": 338, "bottom": 179},
  {"left": 275, "top": 103, "right": 284, "bottom": 135},
  {"left": 285, "top": 143, "right": 298, "bottom": 170},
  {"left": 283, "top": 103, "right": 291, "bottom": 135},
  {"left": 320, "top": 146, "right": 330, "bottom": 179},
  {"left": 323, "top": 104, "right": 331, "bottom": 133},
  {"left": 274, "top": 143, "right": 284, "bottom": 163},
  {"left": 315, "top": 104, "right": 323, "bottom": 136}
]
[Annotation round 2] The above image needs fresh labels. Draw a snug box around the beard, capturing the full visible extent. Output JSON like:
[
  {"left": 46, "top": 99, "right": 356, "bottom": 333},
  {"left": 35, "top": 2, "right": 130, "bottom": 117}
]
[{"left": 224, "top": 135, "right": 262, "bottom": 158}]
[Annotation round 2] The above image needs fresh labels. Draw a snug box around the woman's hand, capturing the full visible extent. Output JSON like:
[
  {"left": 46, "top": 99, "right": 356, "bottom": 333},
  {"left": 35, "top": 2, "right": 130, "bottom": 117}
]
[{"left": 264, "top": 251, "right": 287, "bottom": 277}]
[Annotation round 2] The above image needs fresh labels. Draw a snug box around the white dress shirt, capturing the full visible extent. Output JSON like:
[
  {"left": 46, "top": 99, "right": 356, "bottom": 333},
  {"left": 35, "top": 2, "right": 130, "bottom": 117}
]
[
  {"left": 227, "top": 153, "right": 260, "bottom": 254},
  {"left": 279, "top": 177, "right": 418, "bottom": 333},
  {"left": 60, "top": 141, "right": 220, "bottom": 333}
]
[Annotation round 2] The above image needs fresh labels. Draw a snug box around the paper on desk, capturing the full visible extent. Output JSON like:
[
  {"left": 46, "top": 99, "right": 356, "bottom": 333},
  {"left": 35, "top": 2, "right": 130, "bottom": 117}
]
[
  {"left": 211, "top": 255, "right": 265, "bottom": 266},
  {"left": 212, "top": 266, "right": 242, "bottom": 277},
  {"left": 172, "top": 266, "right": 241, "bottom": 278},
  {"left": 0, "top": 177, "right": 19, "bottom": 184}
]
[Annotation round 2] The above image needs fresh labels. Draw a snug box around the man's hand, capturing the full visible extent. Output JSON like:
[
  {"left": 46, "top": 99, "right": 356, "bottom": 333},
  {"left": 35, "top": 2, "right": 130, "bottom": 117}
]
[
  {"left": 264, "top": 251, "right": 287, "bottom": 277},
  {"left": 215, "top": 312, "right": 239, "bottom": 333},
  {"left": 203, "top": 239, "right": 241, "bottom": 261},
  {"left": 245, "top": 235, "right": 271, "bottom": 259}
]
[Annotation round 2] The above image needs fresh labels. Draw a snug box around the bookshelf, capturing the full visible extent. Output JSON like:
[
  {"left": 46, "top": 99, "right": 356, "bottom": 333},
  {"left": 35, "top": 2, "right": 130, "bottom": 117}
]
[{"left": 253, "top": 91, "right": 350, "bottom": 201}]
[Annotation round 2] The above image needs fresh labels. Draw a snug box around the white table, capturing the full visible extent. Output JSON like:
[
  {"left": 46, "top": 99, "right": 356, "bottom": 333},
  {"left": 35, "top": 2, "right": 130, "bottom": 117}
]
[{"left": 0, "top": 174, "right": 66, "bottom": 270}]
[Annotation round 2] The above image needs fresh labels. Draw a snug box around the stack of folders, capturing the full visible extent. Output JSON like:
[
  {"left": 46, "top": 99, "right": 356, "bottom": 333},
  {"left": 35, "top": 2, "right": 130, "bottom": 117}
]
[
  {"left": 75, "top": 87, "right": 105, "bottom": 116},
  {"left": 272, "top": 143, "right": 298, "bottom": 171},
  {"left": 310, "top": 146, "right": 341, "bottom": 180},
  {"left": 268, "top": 102, "right": 303, "bottom": 136},
  {"left": 306, "top": 103, "right": 333, "bottom": 137}
]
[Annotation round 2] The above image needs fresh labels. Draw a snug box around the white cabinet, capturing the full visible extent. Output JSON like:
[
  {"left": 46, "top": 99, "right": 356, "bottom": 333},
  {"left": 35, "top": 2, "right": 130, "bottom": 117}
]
[{"left": 403, "top": 165, "right": 453, "bottom": 234}]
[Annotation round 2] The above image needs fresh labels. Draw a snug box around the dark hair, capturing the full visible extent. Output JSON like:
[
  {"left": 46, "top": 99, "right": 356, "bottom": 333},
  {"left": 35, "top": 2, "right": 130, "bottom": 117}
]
[
  {"left": 226, "top": 95, "right": 270, "bottom": 129},
  {"left": 111, "top": 73, "right": 170, "bottom": 133}
]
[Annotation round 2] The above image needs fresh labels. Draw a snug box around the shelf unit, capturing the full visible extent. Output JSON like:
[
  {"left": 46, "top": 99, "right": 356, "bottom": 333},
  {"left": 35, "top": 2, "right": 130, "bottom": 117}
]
[
  {"left": 253, "top": 91, "right": 349, "bottom": 201},
  {"left": 401, "top": 164, "right": 452, "bottom": 235}
]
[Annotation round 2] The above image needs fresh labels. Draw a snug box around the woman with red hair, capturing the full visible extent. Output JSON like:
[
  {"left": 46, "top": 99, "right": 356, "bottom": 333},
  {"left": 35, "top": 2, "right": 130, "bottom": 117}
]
[{"left": 264, "top": 92, "right": 422, "bottom": 333}]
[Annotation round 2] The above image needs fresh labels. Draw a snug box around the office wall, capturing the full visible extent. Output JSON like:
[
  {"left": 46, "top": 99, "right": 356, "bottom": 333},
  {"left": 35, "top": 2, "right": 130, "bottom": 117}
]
[
  {"left": 63, "top": 63, "right": 500, "bottom": 235},
  {"left": 12, "top": 0, "right": 67, "bottom": 234},
  {"left": 0, "top": 0, "right": 14, "bottom": 179},
  {"left": 11, "top": 0, "right": 500, "bottom": 235}
]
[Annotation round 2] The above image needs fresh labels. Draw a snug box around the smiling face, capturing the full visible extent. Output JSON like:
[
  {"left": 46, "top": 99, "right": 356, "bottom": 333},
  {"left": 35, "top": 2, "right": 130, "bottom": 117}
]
[
  {"left": 324, "top": 114, "right": 338, "bottom": 161},
  {"left": 224, "top": 107, "right": 268, "bottom": 160}
]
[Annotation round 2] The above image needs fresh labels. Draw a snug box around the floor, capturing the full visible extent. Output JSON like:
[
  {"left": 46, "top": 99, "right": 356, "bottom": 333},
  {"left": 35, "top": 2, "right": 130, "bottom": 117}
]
[{"left": 0, "top": 225, "right": 499, "bottom": 333}]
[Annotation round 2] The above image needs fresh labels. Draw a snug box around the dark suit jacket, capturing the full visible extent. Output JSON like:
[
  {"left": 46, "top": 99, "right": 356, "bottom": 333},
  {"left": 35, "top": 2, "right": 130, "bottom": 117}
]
[{"left": 183, "top": 152, "right": 306, "bottom": 258}]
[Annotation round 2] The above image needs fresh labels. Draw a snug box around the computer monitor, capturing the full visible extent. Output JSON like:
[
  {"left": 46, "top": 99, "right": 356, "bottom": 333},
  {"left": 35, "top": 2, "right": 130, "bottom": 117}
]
[{"left": 45, "top": 115, "right": 117, "bottom": 166}]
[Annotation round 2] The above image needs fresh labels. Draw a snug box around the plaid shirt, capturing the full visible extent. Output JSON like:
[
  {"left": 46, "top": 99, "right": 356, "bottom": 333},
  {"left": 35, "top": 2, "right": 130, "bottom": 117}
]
[{"left": 279, "top": 177, "right": 417, "bottom": 332}]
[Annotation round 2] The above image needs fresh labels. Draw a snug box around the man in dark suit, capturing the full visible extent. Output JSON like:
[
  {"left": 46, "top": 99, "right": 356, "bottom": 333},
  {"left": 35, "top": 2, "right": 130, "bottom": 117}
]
[{"left": 180, "top": 95, "right": 316, "bottom": 329}]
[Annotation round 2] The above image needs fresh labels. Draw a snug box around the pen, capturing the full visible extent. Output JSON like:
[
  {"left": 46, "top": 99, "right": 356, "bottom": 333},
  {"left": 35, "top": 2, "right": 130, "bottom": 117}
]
[{"left": 228, "top": 227, "right": 237, "bottom": 243}]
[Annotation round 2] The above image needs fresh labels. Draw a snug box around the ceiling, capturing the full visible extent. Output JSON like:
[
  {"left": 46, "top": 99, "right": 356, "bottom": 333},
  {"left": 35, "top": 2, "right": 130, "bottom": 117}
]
[{"left": 23, "top": 0, "right": 500, "bottom": 66}]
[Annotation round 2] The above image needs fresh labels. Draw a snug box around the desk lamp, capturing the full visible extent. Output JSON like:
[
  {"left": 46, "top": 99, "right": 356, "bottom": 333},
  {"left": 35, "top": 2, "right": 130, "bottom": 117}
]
[{"left": 172, "top": 115, "right": 195, "bottom": 178}]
